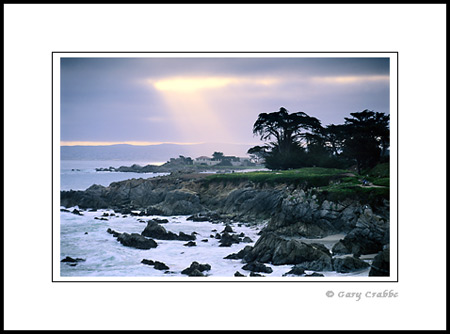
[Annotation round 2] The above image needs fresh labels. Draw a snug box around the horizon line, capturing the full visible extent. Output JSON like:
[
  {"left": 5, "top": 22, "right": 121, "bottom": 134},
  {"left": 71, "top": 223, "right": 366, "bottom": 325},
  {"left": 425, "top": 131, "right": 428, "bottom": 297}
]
[
  {"left": 60, "top": 141, "right": 260, "bottom": 147},
  {"left": 60, "top": 141, "right": 205, "bottom": 147}
]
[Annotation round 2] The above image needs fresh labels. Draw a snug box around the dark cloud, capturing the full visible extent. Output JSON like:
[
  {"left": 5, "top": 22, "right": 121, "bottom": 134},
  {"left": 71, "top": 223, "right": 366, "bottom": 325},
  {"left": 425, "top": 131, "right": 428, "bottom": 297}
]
[{"left": 60, "top": 56, "right": 391, "bottom": 144}]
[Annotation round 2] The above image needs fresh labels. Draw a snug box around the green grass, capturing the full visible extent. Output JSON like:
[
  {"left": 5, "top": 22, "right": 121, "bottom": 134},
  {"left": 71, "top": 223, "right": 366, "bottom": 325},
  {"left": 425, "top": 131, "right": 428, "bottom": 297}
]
[
  {"left": 370, "top": 177, "right": 390, "bottom": 187},
  {"left": 204, "top": 167, "right": 352, "bottom": 187},
  {"left": 203, "top": 165, "right": 390, "bottom": 203},
  {"left": 364, "top": 162, "right": 390, "bottom": 178},
  {"left": 315, "top": 184, "right": 390, "bottom": 205}
]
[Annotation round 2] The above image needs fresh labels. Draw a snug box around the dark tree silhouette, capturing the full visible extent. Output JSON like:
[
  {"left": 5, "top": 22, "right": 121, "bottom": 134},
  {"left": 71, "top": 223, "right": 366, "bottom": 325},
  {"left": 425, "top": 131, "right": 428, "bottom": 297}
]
[
  {"left": 252, "top": 107, "right": 322, "bottom": 153},
  {"left": 249, "top": 107, "right": 389, "bottom": 172},
  {"left": 321, "top": 124, "right": 348, "bottom": 156},
  {"left": 342, "top": 110, "right": 390, "bottom": 173},
  {"left": 212, "top": 152, "right": 224, "bottom": 160},
  {"left": 247, "top": 145, "right": 268, "bottom": 164},
  {"left": 250, "top": 107, "right": 322, "bottom": 169}
]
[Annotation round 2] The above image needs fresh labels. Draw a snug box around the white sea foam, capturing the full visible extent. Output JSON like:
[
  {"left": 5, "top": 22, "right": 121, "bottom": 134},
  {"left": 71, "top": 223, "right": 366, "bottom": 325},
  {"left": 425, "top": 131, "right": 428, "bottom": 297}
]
[
  {"left": 58, "top": 160, "right": 371, "bottom": 279},
  {"left": 59, "top": 209, "right": 370, "bottom": 278}
]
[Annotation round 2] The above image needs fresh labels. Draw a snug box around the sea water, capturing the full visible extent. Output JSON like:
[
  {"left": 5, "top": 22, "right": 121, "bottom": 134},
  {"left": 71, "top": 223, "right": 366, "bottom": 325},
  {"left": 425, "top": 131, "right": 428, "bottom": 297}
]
[
  {"left": 60, "top": 160, "right": 169, "bottom": 191},
  {"left": 58, "top": 160, "right": 371, "bottom": 278}
]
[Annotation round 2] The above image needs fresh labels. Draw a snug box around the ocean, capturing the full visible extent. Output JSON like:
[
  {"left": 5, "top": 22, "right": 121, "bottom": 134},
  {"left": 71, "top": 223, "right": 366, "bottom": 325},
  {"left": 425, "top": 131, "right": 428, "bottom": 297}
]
[
  {"left": 58, "top": 160, "right": 372, "bottom": 279},
  {"left": 60, "top": 160, "right": 168, "bottom": 191}
]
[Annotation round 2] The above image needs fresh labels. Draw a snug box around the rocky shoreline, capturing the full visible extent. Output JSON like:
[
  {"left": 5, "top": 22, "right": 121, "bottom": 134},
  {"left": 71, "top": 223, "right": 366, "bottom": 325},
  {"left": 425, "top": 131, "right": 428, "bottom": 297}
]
[
  {"left": 95, "top": 163, "right": 263, "bottom": 174},
  {"left": 60, "top": 172, "right": 390, "bottom": 277}
]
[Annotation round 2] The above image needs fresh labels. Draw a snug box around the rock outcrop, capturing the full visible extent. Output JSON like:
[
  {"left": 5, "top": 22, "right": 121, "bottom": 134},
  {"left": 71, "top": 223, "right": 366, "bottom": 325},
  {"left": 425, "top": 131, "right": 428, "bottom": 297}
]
[
  {"left": 283, "top": 265, "right": 306, "bottom": 276},
  {"left": 242, "top": 261, "right": 273, "bottom": 274},
  {"left": 332, "top": 256, "right": 370, "bottom": 273},
  {"left": 332, "top": 206, "right": 389, "bottom": 256},
  {"left": 61, "top": 172, "right": 390, "bottom": 275},
  {"left": 107, "top": 228, "right": 157, "bottom": 250},
  {"left": 369, "top": 246, "right": 390, "bottom": 276},
  {"left": 243, "top": 232, "right": 333, "bottom": 268},
  {"left": 61, "top": 256, "right": 86, "bottom": 263},
  {"left": 181, "top": 262, "right": 211, "bottom": 277},
  {"left": 141, "top": 220, "right": 196, "bottom": 241},
  {"left": 116, "top": 233, "right": 158, "bottom": 250}
]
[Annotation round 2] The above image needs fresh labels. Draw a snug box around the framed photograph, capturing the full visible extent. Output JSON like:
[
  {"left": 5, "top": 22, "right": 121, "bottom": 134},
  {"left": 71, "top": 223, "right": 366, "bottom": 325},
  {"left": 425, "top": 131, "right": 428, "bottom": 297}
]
[{"left": 52, "top": 52, "right": 398, "bottom": 282}]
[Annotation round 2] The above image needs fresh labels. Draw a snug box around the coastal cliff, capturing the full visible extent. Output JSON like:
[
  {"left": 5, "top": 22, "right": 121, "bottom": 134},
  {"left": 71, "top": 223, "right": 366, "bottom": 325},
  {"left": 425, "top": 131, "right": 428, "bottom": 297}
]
[{"left": 60, "top": 170, "right": 390, "bottom": 275}]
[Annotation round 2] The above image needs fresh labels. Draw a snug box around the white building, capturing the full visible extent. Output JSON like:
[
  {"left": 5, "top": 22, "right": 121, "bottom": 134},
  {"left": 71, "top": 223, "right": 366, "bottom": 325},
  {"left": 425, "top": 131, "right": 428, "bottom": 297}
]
[
  {"left": 194, "top": 155, "right": 254, "bottom": 166},
  {"left": 194, "top": 156, "right": 221, "bottom": 166}
]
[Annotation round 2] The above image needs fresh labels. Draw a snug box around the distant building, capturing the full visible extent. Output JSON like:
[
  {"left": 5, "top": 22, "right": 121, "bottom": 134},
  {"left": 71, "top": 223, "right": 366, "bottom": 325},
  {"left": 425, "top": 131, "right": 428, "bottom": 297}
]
[
  {"left": 194, "top": 156, "right": 221, "bottom": 166},
  {"left": 194, "top": 155, "right": 253, "bottom": 167}
]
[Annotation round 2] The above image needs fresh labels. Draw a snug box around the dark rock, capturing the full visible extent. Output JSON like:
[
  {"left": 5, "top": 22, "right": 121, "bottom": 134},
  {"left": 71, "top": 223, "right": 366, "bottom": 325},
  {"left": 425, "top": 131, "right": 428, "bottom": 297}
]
[
  {"left": 150, "top": 218, "right": 169, "bottom": 224},
  {"left": 333, "top": 256, "right": 370, "bottom": 273},
  {"left": 243, "top": 233, "right": 332, "bottom": 267},
  {"left": 158, "top": 190, "right": 204, "bottom": 215},
  {"left": 201, "top": 239, "right": 208, "bottom": 243},
  {"left": 102, "top": 212, "right": 109, "bottom": 217},
  {"left": 219, "top": 232, "right": 240, "bottom": 247},
  {"left": 61, "top": 256, "right": 85, "bottom": 263},
  {"left": 141, "top": 221, "right": 177, "bottom": 240},
  {"left": 222, "top": 225, "right": 234, "bottom": 233},
  {"left": 224, "top": 253, "right": 239, "bottom": 260},
  {"left": 223, "top": 188, "right": 283, "bottom": 221},
  {"left": 187, "top": 269, "right": 205, "bottom": 277},
  {"left": 120, "top": 208, "right": 132, "bottom": 215},
  {"left": 184, "top": 241, "right": 196, "bottom": 247},
  {"left": 331, "top": 208, "right": 389, "bottom": 256},
  {"left": 188, "top": 212, "right": 223, "bottom": 223},
  {"left": 181, "top": 261, "right": 211, "bottom": 276},
  {"left": 144, "top": 207, "right": 165, "bottom": 216},
  {"left": 141, "top": 220, "right": 196, "bottom": 242},
  {"left": 249, "top": 272, "right": 264, "bottom": 277},
  {"left": 107, "top": 228, "right": 120, "bottom": 237},
  {"left": 177, "top": 231, "right": 196, "bottom": 241},
  {"left": 187, "top": 214, "right": 210, "bottom": 222},
  {"left": 331, "top": 241, "right": 350, "bottom": 255},
  {"left": 234, "top": 271, "right": 246, "bottom": 277},
  {"left": 141, "top": 259, "right": 155, "bottom": 266},
  {"left": 224, "top": 245, "right": 254, "bottom": 260},
  {"left": 242, "top": 261, "right": 273, "bottom": 274},
  {"left": 214, "top": 233, "right": 221, "bottom": 239},
  {"left": 242, "top": 236, "right": 253, "bottom": 243},
  {"left": 304, "top": 272, "right": 325, "bottom": 277},
  {"left": 60, "top": 208, "right": 70, "bottom": 212},
  {"left": 72, "top": 209, "right": 83, "bottom": 216},
  {"left": 84, "top": 232, "right": 88, "bottom": 235},
  {"left": 116, "top": 233, "right": 158, "bottom": 250},
  {"left": 153, "top": 261, "right": 170, "bottom": 271},
  {"left": 296, "top": 257, "right": 333, "bottom": 271},
  {"left": 309, "top": 243, "right": 330, "bottom": 255},
  {"left": 369, "top": 246, "right": 390, "bottom": 276},
  {"left": 283, "top": 265, "right": 306, "bottom": 276}
]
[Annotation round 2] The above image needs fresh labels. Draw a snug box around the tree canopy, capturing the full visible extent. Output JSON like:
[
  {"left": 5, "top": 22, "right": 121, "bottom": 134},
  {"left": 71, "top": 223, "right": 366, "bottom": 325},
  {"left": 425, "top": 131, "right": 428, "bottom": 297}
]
[{"left": 248, "top": 107, "right": 390, "bottom": 172}]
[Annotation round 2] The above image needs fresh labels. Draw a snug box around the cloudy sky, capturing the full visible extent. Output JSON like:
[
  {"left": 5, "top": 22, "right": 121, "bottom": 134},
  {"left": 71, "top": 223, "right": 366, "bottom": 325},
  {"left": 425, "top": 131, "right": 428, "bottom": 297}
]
[{"left": 60, "top": 55, "right": 390, "bottom": 148}]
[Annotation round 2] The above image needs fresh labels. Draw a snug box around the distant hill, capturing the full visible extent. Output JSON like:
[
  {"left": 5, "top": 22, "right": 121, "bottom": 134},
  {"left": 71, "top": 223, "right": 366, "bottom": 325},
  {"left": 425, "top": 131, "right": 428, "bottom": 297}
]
[{"left": 60, "top": 143, "right": 254, "bottom": 162}]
